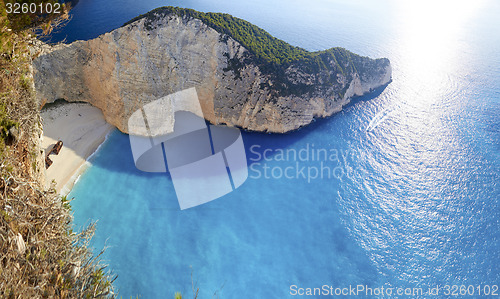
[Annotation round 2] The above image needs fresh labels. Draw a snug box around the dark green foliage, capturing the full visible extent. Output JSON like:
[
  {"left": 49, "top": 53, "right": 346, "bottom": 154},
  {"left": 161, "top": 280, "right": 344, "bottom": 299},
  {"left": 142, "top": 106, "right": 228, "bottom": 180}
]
[
  {"left": 222, "top": 52, "right": 245, "bottom": 80},
  {"left": 123, "top": 7, "right": 363, "bottom": 70},
  {"left": 0, "top": 102, "right": 19, "bottom": 150},
  {"left": 124, "top": 6, "right": 307, "bottom": 65},
  {"left": 4, "top": 0, "right": 68, "bottom": 32},
  {"left": 123, "top": 6, "right": 389, "bottom": 96}
]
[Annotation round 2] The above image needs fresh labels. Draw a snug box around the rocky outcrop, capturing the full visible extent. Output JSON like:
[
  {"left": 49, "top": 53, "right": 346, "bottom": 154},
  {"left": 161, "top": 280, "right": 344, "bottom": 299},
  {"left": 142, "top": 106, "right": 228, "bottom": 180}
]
[{"left": 33, "top": 9, "right": 391, "bottom": 134}]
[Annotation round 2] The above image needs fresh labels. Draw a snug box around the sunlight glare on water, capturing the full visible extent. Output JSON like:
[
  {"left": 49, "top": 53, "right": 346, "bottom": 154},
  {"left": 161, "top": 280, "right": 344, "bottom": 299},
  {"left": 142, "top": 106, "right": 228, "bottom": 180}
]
[{"left": 61, "top": 0, "right": 500, "bottom": 297}]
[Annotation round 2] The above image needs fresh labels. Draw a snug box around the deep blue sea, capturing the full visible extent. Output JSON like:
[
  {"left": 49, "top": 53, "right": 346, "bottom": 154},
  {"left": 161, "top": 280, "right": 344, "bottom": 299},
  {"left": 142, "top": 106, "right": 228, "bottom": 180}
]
[{"left": 54, "top": 0, "right": 500, "bottom": 297}]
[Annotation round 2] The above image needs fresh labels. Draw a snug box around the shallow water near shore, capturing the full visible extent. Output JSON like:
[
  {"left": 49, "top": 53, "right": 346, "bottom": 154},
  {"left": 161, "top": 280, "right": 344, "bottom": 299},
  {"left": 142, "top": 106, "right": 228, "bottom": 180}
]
[{"left": 63, "top": 0, "right": 500, "bottom": 297}]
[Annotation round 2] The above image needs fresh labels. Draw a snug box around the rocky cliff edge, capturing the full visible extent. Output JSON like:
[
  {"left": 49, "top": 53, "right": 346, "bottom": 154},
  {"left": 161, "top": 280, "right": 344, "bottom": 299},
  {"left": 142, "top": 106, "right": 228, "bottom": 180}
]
[{"left": 33, "top": 7, "right": 392, "bottom": 134}]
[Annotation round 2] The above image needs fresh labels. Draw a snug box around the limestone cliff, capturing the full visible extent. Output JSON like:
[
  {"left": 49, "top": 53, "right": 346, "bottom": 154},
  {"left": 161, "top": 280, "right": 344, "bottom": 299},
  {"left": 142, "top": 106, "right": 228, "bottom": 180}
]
[{"left": 33, "top": 7, "right": 391, "bottom": 133}]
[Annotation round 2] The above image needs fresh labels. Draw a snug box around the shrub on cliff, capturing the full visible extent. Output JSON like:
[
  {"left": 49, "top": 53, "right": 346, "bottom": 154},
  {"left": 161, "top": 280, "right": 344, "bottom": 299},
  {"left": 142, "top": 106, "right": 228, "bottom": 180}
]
[
  {"left": 3, "top": 0, "right": 71, "bottom": 33},
  {"left": 123, "top": 6, "right": 360, "bottom": 73},
  {"left": 1, "top": 1, "right": 116, "bottom": 297}
]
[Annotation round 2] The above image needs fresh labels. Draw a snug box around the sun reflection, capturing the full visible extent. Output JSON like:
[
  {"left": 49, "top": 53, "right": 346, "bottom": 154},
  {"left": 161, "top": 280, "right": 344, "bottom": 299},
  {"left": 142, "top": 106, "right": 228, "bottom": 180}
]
[
  {"left": 362, "top": 1, "right": 492, "bottom": 266},
  {"left": 367, "top": 0, "right": 487, "bottom": 132},
  {"left": 367, "top": 1, "right": 489, "bottom": 161},
  {"left": 394, "top": 0, "right": 486, "bottom": 89}
]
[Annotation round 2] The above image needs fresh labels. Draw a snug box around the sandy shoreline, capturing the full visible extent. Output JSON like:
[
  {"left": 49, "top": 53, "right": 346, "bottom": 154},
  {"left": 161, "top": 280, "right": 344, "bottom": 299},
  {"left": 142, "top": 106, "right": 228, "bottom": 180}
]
[{"left": 41, "top": 102, "right": 114, "bottom": 194}]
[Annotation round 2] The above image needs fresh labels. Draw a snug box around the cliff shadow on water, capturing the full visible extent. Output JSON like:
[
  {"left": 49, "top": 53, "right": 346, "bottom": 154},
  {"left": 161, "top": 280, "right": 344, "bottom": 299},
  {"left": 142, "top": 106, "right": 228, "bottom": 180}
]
[
  {"left": 242, "top": 82, "right": 390, "bottom": 164},
  {"left": 34, "top": 6, "right": 392, "bottom": 180},
  {"left": 39, "top": 79, "right": 388, "bottom": 181},
  {"left": 79, "top": 81, "right": 389, "bottom": 181}
]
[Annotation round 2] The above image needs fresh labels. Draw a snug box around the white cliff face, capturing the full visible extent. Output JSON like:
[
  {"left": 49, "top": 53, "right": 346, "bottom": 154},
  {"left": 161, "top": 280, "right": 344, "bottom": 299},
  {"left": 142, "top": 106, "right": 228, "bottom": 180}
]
[{"left": 33, "top": 13, "right": 391, "bottom": 133}]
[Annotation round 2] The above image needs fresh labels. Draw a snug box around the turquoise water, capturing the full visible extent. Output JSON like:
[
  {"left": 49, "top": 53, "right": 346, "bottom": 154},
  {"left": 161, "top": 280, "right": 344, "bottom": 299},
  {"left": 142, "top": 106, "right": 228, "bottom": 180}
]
[{"left": 62, "top": 0, "right": 500, "bottom": 297}]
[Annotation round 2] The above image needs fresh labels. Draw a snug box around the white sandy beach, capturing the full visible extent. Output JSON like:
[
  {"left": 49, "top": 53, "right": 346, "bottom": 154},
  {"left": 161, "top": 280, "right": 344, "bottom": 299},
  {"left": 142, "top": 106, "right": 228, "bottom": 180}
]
[{"left": 41, "top": 102, "right": 114, "bottom": 194}]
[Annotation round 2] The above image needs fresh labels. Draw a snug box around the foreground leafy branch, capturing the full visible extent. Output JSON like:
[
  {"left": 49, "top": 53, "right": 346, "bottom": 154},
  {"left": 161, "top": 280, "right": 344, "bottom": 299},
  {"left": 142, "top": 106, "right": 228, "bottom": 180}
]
[{"left": 0, "top": 1, "right": 116, "bottom": 297}]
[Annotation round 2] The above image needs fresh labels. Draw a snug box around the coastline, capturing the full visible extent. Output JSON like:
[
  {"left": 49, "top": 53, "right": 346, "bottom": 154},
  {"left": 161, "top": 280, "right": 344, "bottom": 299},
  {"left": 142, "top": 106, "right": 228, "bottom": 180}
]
[
  {"left": 41, "top": 102, "right": 114, "bottom": 194},
  {"left": 58, "top": 128, "right": 113, "bottom": 196}
]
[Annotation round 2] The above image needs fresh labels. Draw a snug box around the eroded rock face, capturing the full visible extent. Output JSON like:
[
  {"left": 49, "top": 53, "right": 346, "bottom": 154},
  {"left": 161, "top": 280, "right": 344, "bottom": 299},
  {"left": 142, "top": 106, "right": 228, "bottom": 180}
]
[{"left": 33, "top": 14, "right": 391, "bottom": 133}]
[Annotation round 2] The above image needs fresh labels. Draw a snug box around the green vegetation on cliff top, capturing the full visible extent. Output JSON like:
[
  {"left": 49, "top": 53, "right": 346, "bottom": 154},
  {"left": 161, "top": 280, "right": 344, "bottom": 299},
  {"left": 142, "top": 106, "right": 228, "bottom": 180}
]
[
  {"left": 126, "top": 6, "right": 311, "bottom": 65},
  {"left": 123, "top": 6, "right": 387, "bottom": 76}
]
